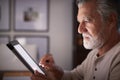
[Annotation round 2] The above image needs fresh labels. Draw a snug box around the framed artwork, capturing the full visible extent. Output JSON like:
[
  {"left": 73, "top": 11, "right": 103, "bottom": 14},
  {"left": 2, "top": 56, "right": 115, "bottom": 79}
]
[
  {"left": 14, "top": 0, "right": 49, "bottom": 32},
  {"left": 14, "top": 36, "right": 49, "bottom": 62},
  {"left": 0, "top": 36, "right": 10, "bottom": 44},
  {"left": 0, "top": 0, "right": 10, "bottom": 31}
]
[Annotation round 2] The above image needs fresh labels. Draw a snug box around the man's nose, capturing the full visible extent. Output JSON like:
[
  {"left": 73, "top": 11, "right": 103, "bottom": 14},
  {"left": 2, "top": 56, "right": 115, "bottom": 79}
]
[{"left": 78, "top": 22, "right": 86, "bottom": 34}]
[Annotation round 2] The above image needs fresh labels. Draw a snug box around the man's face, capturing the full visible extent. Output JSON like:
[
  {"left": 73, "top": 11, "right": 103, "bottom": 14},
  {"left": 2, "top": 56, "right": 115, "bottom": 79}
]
[{"left": 77, "top": 2, "right": 108, "bottom": 49}]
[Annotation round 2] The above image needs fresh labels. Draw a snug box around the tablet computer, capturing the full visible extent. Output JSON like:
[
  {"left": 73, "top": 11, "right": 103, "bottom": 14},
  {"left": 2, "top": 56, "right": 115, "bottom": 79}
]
[{"left": 6, "top": 40, "right": 46, "bottom": 75}]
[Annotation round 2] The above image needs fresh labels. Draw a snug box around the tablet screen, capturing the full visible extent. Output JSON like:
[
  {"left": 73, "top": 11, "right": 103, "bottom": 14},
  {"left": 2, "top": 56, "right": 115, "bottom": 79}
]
[{"left": 13, "top": 44, "right": 45, "bottom": 75}]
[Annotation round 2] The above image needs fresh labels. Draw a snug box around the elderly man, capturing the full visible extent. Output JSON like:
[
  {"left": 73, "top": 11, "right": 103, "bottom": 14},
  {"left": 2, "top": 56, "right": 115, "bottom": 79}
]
[{"left": 31, "top": 0, "right": 120, "bottom": 80}]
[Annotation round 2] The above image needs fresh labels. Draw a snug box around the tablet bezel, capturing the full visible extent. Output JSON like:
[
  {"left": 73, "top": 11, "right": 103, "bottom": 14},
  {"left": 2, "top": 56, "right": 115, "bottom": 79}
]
[{"left": 6, "top": 40, "right": 46, "bottom": 75}]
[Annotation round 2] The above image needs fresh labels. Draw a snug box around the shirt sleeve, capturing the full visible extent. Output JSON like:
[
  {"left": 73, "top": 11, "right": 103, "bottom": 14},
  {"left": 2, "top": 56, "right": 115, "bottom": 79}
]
[
  {"left": 61, "top": 50, "right": 96, "bottom": 80},
  {"left": 109, "top": 54, "right": 120, "bottom": 80},
  {"left": 61, "top": 66, "right": 84, "bottom": 80},
  {"left": 61, "top": 55, "right": 89, "bottom": 80}
]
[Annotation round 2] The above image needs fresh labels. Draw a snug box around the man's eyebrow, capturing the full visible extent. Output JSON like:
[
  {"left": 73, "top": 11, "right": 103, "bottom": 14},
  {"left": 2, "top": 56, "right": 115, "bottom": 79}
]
[
  {"left": 83, "top": 16, "right": 92, "bottom": 19},
  {"left": 77, "top": 16, "right": 92, "bottom": 21}
]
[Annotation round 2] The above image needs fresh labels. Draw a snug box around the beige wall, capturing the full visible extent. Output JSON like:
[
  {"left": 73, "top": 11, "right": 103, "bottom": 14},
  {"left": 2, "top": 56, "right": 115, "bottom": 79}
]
[{"left": 49, "top": 0, "right": 73, "bottom": 70}]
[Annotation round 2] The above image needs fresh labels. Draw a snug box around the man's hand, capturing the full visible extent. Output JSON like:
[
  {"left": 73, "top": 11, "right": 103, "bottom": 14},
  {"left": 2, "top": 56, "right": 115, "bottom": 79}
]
[
  {"left": 31, "top": 54, "right": 64, "bottom": 80},
  {"left": 31, "top": 70, "right": 48, "bottom": 80}
]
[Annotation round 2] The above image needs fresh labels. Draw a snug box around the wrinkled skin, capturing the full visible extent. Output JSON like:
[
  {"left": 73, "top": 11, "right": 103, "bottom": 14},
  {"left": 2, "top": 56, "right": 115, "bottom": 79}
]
[{"left": 31, "top": 54, "right": 64, "bottom": 80}]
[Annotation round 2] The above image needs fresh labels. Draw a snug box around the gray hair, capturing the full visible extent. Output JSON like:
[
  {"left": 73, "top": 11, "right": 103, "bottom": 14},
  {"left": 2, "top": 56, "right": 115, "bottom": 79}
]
[{"left": 76, "top": 0, "right": 120, "bottom": 23}]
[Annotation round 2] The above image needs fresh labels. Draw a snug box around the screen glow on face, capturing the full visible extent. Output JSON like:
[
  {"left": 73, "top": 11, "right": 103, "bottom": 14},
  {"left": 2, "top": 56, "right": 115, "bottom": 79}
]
[{"left": 14, "top": 44, "right": 45, "bottom": 75}]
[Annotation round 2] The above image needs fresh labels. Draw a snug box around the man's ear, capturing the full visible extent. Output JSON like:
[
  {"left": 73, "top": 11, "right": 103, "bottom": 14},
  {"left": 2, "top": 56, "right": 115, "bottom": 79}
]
[{"left": 107, "top": 13, "right": 117, "bottom": 29}]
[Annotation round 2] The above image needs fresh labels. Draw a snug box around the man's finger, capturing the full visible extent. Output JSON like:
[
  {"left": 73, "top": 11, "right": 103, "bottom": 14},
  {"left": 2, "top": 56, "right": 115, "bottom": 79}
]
[{"left": 40, "top": 54, "right": 55, "bottom": 66}]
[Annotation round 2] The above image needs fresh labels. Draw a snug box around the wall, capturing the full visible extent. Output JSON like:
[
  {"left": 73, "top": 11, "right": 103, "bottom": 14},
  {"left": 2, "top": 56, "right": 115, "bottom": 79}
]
[
  {"left": 0, "top": 0, "right": 73, "bottom": 70},
  {"left": 49, "top": 0, "right": 73, "bottom": 70}
]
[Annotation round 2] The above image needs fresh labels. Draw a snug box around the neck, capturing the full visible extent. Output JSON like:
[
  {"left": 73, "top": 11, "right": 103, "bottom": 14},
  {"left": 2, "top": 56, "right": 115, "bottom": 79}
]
[{"left": 98, "top": 31, "right": 120, "bottom": 56}]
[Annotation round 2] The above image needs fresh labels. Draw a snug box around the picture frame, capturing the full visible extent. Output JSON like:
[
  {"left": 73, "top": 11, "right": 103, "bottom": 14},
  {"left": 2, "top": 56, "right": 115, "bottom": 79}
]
[
  {"left": 0, "top": 35, "right": 10, "bottom": 44},
  {"left": 14, "top": 0, "right": 49, "bottom": 32},
  {"left": 14, "top": 36, "right": 49, "bottom": 62},
  {"left": 0, "top": 0, "right": 10, "bottom": 31}
]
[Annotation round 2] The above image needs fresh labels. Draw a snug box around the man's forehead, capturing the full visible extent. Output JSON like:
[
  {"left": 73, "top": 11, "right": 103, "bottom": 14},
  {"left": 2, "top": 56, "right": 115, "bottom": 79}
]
[
  {"left": 77, "top": 1, "right": 97, "bottom": 16},
  {"left": 77, "top": 6, "right": 95, "bottom": 18},
  {"left": 77, "top": 6, "right": 98, "bottom": 22},
  {"left": 78, "top": 0, "right": 97, "bottom": 9}
]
